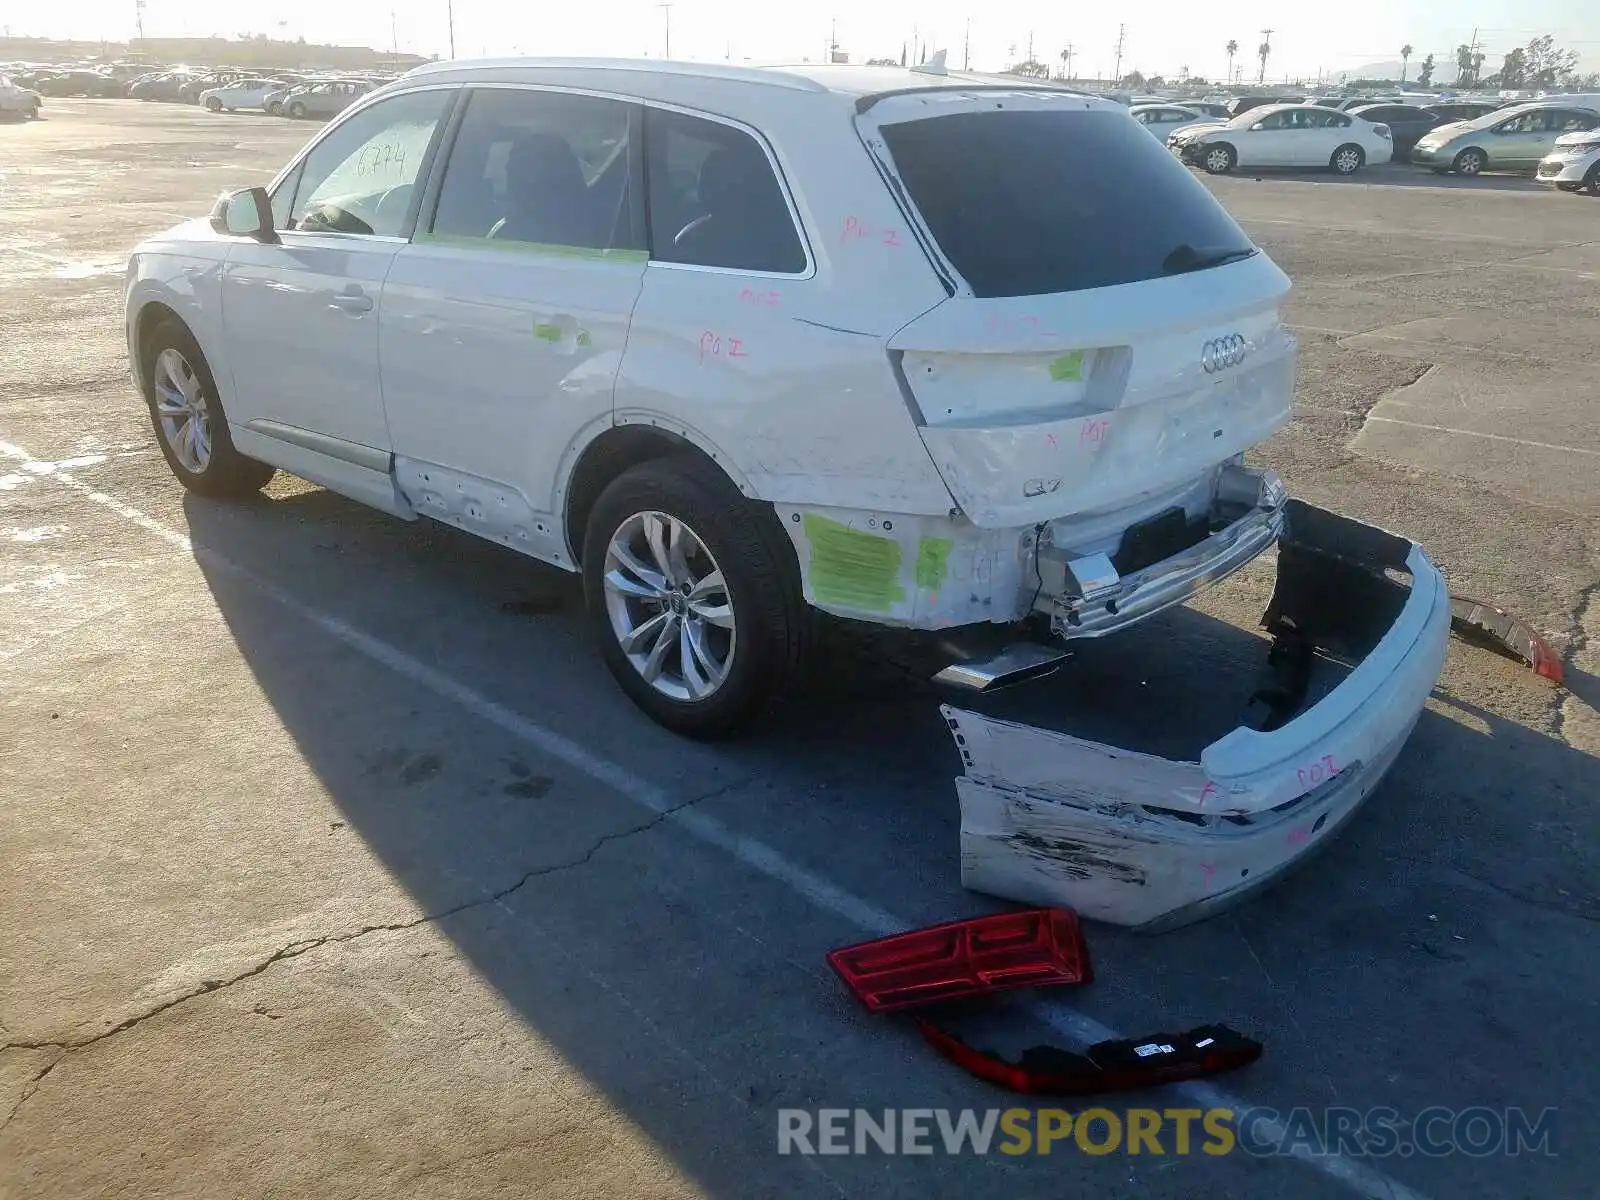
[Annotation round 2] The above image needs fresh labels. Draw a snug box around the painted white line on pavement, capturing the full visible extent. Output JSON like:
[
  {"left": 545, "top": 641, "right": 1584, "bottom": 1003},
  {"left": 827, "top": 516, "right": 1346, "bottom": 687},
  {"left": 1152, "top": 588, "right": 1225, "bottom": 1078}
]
[
  {"left": 0, "top": 439, "right": 1430, "bottom": 1200},
  {"left": 1363, "top": 416, "right": 1600, "bottom": 459}
]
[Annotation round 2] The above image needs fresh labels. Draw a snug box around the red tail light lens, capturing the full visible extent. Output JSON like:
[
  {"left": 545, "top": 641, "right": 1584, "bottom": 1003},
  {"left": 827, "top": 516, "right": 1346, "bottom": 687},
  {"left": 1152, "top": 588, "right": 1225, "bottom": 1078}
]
[{"left": 827, "top": 908, "right": 1091, "bottom": 1014}]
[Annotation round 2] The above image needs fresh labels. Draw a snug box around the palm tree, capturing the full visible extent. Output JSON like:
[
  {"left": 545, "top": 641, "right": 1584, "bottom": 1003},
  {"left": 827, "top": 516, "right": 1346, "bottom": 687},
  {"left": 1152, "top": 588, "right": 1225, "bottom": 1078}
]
[
  {"left": 1257, "top": 36, "right": 1271, "bottom": 84},
  {"left": 1225, "top": 39, "right": 1238, "bottom": 84},
  {"left": 1400, "top": 43, "right": 1413, "bottom": 83}
]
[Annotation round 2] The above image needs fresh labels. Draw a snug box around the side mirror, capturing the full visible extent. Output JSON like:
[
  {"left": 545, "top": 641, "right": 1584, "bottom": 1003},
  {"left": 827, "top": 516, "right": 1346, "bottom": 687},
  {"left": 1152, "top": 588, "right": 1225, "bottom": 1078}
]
[{"left": 209, "top": 186, "right": 279, "bottom": 244}]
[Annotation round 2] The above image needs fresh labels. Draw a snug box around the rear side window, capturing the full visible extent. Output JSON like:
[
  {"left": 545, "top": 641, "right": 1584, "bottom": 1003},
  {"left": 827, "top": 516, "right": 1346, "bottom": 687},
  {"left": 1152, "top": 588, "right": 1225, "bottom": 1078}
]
[
  {"left": 644, "top": 107, "right": 806, "bottom": 273},
  {"left": 879, "top": 108, "right": 1254, "bottom": 298}
]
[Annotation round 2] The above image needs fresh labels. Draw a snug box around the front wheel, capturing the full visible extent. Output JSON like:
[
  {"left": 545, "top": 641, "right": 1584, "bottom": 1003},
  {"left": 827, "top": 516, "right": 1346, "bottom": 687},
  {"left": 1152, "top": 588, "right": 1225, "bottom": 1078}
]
[
  {"left": 1201, "top": 144, "right": 1236, "bottom": 175},
  {"left": 26, "top": 102, "right": 39, "bottom": 120},
  {"left": 287, "top": 101, "right": 306, "bottom": 119},
  {"left": 141, "top": 318, "right": 275, "bottom": 499},
  {"left": 1453, "top": 147, "right": 1487, "bottom": 176},
  {"left": 1331, "top": 144, "right": 1365, "bottom": 175},
  {"left": 204, "top": 95, "right": 222, "bottom": 111},
  {"left": 583, "top": 456, "right": 810, "bottom": 738},
  {"left": 1583, "top": 164, "right": 1600, "bottom": 195}
]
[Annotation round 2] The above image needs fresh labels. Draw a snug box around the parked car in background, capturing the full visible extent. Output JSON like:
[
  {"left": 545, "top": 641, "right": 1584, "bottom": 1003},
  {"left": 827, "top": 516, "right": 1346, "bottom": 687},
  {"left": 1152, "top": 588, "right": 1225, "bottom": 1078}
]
[
  {"left": 1537, "top": 127, "right": 1600, "bottom": 193},
  {"left": 1183, "top": 100, "right": 1231, "bottom": 120},
  {"left": 179, "top": 70, "right": 249, "bottom": 104},
  {"left": 1171, "top": 103, "right": 1392, "bottom": 174},
  {"left": 34, "top": 70, "right": 124, "bottom": 98},
  {"left": 0, "top": 74, "right": 42, "bottom": 118},
  {"left": 129, "top": 72, "right": 196, "bottom": 101},
  {"left": 1424, "top": 99, "right": 1503, "bottom": 123},
  {"left": 1226, "top": 94, "right": 1304, "bottom": 118},
  {"left": 278, "top": 78, "right": 375, "bottom": 119},
  {"left": 1348, "top": 103, "right": 1444, "bottom": 159},
  {"left": 1130, "top": 103, "right": 1213, "bottom": 140},
  {"left": 1411, "top": 102, "right": 1600, "bottom": 175},
  {"left": 200, "top": 77, "right": 297, "bottom": 112},
  {"left": 261, "top": 83, "right": 296, "bottom": 115}
]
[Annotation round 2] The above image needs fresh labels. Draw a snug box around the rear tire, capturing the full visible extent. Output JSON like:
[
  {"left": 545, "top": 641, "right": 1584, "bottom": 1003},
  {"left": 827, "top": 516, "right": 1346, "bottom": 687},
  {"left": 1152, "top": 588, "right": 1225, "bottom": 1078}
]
[
  {"left": 582, "top": 456, "right": 810, "bottom": 738},
  {"left": 266, "top": 101, "right": 282, "bottom": 116},
  {"left": 140, "top": 317, "right": 275, "bottom": 499},
  {"left": 1453, "top": 147, "right": 1487, "bottom": 176},
  {"left": 1201, "top": 143, "right": 1236, "bottom": 175},
  {"left": 1330, "top": 144, "right": 1365, "bottom": 175},
  {"left": 287, "top": 101, "right": 306, "bottom": 119}
]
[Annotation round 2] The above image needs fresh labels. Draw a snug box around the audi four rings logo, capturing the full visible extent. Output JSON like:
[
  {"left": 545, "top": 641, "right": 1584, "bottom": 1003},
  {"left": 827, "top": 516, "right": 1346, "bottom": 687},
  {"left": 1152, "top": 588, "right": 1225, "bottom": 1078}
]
[{"left": 1201, "top": 333, "right": 1248, "bottom": 373}]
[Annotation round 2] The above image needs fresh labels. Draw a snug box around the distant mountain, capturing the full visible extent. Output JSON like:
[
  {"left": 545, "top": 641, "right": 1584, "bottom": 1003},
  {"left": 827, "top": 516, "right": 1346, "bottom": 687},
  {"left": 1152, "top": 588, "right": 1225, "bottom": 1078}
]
[{"left": 1334, "top": 59, "right": 1418, "bottom": 83}]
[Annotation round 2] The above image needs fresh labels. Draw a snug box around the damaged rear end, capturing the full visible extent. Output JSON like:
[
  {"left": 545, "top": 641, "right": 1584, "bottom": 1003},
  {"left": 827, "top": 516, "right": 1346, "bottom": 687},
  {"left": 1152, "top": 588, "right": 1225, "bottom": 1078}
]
[
  {"left": 842, "top": 89, "right": 1296, "bottom": 641},
  {"left": 945, "top": 501, "right": 1451, "bottom": 930}
]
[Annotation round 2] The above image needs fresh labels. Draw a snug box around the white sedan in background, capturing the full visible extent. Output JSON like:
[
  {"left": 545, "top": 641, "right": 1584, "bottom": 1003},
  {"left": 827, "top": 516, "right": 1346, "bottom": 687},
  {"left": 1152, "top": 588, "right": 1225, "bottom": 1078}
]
[
  {"left": 0, "top": 73, "right": 41, "bottom": 119},
  {"left": 198, "top": 77, "right": 295, "bottom": 113},
  {"left": 1129, "top": 103, "right": 1214, "bottom": 140},
  {"left": 1169, "top": 103, "right": 1392, "bottom": 175}
]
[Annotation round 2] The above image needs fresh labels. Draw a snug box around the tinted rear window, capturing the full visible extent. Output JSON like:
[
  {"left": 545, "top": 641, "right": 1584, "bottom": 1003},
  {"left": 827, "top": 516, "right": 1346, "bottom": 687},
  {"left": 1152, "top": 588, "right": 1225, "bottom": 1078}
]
[{"left": 879, "top": 108, "right": 1254, "bottom": 298}]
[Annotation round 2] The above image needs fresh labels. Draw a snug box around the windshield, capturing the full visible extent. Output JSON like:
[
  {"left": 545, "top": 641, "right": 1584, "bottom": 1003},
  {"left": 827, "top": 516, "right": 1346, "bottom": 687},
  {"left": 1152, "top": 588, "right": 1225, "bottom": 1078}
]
[{"left": 877, "top": 107, "right": 1255, "bottom": 298}]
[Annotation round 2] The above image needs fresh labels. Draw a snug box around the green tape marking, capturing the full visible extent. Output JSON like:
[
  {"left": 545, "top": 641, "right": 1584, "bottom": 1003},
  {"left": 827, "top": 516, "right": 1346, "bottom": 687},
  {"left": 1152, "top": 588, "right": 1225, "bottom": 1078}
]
[
  {"left": 414, "top": 232, "right": 649, "bottom": 263},
  {"left": 803, "top": 515, "right": 904, "bottom": 613},
  {"left": 534, "top": 322, "right": 562, "bottom": 342},
  {"left": 915, "top": 537, "right": 952, "bottom": 591},
  {"left": 1048, "top": 350, "right": 1086, "bottom": 382}
]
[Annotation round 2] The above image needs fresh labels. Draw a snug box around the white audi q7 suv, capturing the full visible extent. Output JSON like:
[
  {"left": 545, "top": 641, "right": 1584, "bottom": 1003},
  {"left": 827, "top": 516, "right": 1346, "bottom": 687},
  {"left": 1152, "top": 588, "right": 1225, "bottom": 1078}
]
[{"left": 125, "top": 57, "right": 1449, "bottom": 784}]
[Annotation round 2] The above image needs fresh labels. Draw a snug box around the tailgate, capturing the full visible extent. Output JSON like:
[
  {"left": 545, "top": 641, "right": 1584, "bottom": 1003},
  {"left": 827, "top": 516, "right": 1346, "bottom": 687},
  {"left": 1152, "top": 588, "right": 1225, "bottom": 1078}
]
[
  {"left": 889, "top": 261, "right": 1296, "bottom": 527},
  {"left": 861, "top": 91, "right": 1296, "bottom": 529}
]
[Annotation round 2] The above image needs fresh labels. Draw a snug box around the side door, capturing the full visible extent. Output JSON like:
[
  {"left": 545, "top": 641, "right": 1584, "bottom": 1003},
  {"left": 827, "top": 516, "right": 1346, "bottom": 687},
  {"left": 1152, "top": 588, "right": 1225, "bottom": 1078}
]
[
  {"left": 1490, "top": 111, "right": 1544, "bottom": 167},
  {"left": 379, "top": 86, "right": 647, "bottom": 564},
  {"left": 1238, "top": 110, "right": 1291, "bottom": 165},
  {"left": 221, "top": 86, "right": 455, "bottom": 497}
]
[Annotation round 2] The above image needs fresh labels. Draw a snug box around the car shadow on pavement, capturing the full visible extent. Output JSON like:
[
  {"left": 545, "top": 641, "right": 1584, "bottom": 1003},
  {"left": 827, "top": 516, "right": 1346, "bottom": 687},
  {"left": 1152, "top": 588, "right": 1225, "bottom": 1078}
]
[{"left": 181, "top": 488, "right": 1600, "bottom": 1199}]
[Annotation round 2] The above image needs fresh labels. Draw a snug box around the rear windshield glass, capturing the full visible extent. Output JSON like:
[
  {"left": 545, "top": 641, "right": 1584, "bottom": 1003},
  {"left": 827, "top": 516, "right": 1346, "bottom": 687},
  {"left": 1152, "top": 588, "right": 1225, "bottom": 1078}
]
[{"left": 879, "top": 108, "right": 1254, "bottom": 298}]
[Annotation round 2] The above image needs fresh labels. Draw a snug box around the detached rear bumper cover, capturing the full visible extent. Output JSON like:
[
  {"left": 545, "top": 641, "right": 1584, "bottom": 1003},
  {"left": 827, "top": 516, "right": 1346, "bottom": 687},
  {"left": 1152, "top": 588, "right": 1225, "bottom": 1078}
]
[{"left": 945, "top": 500, "right": 1451, "bottom": 930}]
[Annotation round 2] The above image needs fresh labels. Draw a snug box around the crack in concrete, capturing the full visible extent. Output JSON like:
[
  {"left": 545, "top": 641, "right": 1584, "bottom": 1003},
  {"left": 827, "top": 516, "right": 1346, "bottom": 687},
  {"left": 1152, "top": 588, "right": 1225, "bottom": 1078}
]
[
  {"left": 1390, "top": 852, "right": 1600, "bottom": 927},
  {"left": 0, "top": 781, "right": 740, "bottom": 1136}
]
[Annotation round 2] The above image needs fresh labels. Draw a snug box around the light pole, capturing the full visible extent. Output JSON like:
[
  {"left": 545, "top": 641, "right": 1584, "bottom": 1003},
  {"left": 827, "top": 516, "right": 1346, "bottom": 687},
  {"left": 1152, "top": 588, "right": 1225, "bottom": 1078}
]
[
  {"left": 446, "top": 0, "right": 456, "bottom": 58},
  {"left": 659, "top": 4, "right": 673, "bottom": 59}
]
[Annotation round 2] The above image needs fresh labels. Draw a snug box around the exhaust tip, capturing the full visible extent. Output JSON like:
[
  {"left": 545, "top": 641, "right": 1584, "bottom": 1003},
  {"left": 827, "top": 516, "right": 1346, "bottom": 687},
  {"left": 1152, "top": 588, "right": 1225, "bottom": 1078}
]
[{"left": 934, "top": 642, "right": 1069, "bottom": 692}]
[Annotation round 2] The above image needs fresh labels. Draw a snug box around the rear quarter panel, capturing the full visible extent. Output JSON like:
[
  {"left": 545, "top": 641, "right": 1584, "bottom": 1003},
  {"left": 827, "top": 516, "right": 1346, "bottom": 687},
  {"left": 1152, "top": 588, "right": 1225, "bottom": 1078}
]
[{"left": 614, "top": 90, "right": 957, "bottom": 515}]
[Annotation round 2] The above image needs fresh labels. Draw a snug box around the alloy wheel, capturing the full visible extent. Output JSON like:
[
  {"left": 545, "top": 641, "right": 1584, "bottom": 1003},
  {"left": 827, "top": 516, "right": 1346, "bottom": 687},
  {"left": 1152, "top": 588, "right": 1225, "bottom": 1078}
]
[
  {"left": 152, "top": 347, "right": 212, "bottom": 473},
  {"left": 602, "top": 511, "right": 736, "bottom": 702}
]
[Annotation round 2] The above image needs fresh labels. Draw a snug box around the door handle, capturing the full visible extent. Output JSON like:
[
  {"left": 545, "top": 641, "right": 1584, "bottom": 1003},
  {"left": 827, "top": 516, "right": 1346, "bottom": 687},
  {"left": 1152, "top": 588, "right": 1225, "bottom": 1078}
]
[{"left": 329, "top": 286, "right": 373, "bottom": 315}]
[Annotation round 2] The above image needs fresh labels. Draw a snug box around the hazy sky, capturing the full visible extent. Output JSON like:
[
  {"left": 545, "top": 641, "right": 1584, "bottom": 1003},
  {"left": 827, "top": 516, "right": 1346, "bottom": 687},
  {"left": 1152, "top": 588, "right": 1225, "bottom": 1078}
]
[{"left": 13, "top": 0, "right": 1599, "bottom": 81}]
